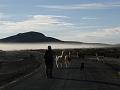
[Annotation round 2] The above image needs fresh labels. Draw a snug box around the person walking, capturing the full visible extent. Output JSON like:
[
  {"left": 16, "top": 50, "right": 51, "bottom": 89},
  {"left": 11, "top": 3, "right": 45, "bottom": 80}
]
[{"left": 44, "top": 46, "right": 54, "bottom": 78}]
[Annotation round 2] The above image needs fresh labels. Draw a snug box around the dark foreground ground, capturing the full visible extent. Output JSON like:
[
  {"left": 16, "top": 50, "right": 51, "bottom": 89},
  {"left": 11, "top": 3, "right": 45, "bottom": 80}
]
[{"left": 4, "top": 57, "right": 120, "bottom": 90}]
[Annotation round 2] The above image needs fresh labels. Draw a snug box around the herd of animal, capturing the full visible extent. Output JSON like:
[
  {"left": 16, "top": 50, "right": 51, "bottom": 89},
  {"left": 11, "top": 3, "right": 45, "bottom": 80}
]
[
  {"left": 54, "top": 51, "right": 105, "bottom": 69},
  {"left": 55, "top": 51, "right": 71, "bottom": 69}
]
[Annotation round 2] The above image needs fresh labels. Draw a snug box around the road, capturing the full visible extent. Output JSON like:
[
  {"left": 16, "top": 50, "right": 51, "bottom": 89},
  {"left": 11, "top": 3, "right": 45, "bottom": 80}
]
[{"left": 6, "top": 57, "right": 120, "bottom": 90}]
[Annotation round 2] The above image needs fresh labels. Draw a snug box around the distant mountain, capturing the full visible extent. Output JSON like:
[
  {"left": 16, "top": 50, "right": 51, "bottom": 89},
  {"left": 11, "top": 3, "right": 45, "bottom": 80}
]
[
  {"left": 0, "top": 31, "right": 112, "bottom": 46},
  {"left": 0, "top": 31, "right": 62, "bottom": 43}
]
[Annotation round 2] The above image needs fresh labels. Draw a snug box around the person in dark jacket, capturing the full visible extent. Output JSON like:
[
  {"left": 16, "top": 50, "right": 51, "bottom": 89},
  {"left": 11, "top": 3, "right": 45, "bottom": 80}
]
[{"left": 44, "top": 46, "right": 54, "bottom": 78}]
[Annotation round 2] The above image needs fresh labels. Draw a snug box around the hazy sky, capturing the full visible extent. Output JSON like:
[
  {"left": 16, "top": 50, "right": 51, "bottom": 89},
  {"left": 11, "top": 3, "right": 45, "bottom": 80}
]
[{"left": 0, "top": 0, "right": 120, "bottom": 44}]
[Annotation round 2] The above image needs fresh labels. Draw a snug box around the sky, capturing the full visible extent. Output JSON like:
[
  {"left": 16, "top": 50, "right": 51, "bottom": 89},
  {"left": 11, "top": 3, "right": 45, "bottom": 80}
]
[{"left": 0, "top": 0, "right": 120, "bottom": 44}]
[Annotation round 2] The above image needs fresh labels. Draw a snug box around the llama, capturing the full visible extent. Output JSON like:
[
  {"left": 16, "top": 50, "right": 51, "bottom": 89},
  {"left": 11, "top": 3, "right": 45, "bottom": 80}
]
[
  {"left": 96, "top": 53, "right": 104, "bottom": 63},
  {"left": 64, "top": 51, "right": 71, "bottom": 68},
  {"left": 55, "top": 51, "right": 65, "bottom": 68}
]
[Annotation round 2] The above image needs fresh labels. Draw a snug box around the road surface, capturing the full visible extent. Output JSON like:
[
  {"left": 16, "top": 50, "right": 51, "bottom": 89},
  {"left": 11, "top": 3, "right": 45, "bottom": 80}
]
[{"left": 6, "top": 57, "right": 120, "bottom": 90}]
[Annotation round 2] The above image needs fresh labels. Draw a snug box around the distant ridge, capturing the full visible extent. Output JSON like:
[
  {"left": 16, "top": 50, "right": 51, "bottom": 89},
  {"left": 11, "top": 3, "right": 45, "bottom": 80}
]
[
  {"left": 0, "top": 31, "right": 112, "bottom": 46},
  {"left": 0, "top": 31, "right": 62, "bottom": 43}
]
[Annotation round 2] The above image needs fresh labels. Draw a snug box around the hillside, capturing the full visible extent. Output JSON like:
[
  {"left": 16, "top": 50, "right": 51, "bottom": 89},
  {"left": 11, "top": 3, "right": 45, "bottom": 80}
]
[{"left": 0, "top": 31, "right": 62, "bottom": 43}]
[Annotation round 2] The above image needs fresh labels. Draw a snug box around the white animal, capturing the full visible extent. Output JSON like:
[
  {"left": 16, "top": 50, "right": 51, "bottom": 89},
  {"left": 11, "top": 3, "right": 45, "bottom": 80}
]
[
  {"left": 64, "top": 52, "right": 71, "bottom": 68},
  {"left": 55, "top": 51, "right": 65, "bottom": 68},
  {"left": 96, "top": 53, "right": 104, "bottom": 63}
]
